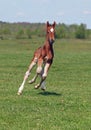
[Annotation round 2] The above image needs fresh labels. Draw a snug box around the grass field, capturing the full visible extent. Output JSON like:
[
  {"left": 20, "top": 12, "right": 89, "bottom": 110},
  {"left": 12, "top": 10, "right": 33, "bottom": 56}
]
[{"left": 0, "top": 38, "right": 91, "bottom": 130}]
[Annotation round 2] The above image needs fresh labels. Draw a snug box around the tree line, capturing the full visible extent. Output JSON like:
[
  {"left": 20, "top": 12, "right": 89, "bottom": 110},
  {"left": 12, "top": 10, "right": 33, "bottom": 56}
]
[{"left": 0, "top": 21, "right": 91, "bottom": 40}]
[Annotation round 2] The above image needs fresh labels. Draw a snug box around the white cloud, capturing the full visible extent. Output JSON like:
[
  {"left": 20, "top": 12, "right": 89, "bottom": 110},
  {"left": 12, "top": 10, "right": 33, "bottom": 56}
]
[
  {"left": 16, "top": 12, "right": 25, "bottom": 18},
  {"left": 41, "top": 0, "right": 49, "bottom": 2},
  {"left": 30, "top": 0, "right": 50, "bottom": 4},
  {"left": 83, "top": 10, "right": 91, "bottom": 15},
  {"left": 57, "top": 11, "right": 65, "bottom": 16}
]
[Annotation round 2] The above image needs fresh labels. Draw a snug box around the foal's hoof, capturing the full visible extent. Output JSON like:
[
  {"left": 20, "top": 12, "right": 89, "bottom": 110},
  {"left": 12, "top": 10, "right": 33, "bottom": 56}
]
[
  {"left": 28, "top": 80, "right": 33, "bottom": 84},
  {"left": 17, "top": 92, "right": 22, "bottom": 96},
  {"left": 41, "top": 88, "right": 46, "bottom": 91},
  {"left": 35, "top": 84, "right": 40, "bottom": 89},
  {"left": 28, "top": 79, "right": 35, "bottom": 84}
]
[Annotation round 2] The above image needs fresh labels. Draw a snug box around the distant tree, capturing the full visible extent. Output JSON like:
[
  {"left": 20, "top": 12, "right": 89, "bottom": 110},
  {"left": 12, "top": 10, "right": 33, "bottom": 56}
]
[
  {"left": 2, "top": 28, "right": 11, "bottom": 35},
  {"left": 16, "top": 29, "right": 24, "bottom": 39},
  {"left": 55, "top": 24, "right": 61, "bottom": 38},
  {"left": 0, "top": 29, "right": 3, "bottom": 35},
  {"left": 69, "top": 24, "right": 78, "bottom": 38},
  {"left": 26, "top": 29, "right": 31, "bottom": 39},
  {"left": 55, "top": 23, "right": 69, "bottom": 39},
  {"left": 0, "top": 21, "right": 91, "bottom": 40},
  {"left": 86, "top": 29, "right": 91, "bottom": 39},
  {"left": 75, "top": 24, "right": 86, "bottom": 39},
  {"left": 0, "top": 27, "right": 11, "bottom": 39},
  {"left": 60, "top": 25, "right": 66, "bottom": 38}
]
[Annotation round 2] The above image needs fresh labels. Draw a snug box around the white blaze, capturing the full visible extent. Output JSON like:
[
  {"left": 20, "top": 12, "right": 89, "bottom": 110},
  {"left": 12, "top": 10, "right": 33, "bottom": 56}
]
[{"left": 50, "top": 28, "right": 54, "bottom": 32}]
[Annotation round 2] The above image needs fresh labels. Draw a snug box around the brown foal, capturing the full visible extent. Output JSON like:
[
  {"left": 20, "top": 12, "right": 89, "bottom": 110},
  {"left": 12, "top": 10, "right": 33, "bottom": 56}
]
[{"left": 17, "top": 21, "right": 56, "bottom": 95}]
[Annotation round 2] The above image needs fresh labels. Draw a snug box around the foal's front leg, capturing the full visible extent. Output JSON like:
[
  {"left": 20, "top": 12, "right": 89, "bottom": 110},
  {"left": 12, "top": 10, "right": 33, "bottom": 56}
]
[{"left": 17, "top": 60, "right": 36, "bottom": 95}]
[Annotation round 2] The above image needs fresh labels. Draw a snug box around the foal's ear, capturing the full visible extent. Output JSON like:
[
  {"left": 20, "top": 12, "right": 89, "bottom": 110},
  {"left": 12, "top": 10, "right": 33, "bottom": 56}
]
[
  {"left": 47, "top": 21, "right": 50, "bottom": 26},
  {"left": 53, "top": 21, "right": 56, "bottom": 27}
]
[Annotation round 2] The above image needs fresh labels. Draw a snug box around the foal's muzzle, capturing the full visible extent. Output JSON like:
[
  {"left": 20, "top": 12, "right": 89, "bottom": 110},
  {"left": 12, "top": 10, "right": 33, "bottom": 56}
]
[{"left": 49, "top": 39, "right": 55, "bottom": 44}]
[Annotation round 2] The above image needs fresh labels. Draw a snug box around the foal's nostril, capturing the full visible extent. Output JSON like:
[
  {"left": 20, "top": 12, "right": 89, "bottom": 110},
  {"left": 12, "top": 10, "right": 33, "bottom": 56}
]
[
  {"left": 50, "top": 39, "right": 55, "bottom": 44},
  {"left": 51, "top": 39, "right": 55, "bottom": 43}
]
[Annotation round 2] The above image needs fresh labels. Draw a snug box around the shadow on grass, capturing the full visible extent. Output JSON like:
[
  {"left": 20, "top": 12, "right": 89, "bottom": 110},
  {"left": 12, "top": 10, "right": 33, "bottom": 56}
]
[{"left": 38, "top": 91, "right": 62, "bottom": 96}]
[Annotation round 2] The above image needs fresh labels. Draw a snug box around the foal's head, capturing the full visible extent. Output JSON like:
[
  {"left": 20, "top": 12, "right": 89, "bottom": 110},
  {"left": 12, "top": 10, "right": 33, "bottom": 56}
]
[{"left": 46, "top": 21, "right": 56, "bottom": 44}]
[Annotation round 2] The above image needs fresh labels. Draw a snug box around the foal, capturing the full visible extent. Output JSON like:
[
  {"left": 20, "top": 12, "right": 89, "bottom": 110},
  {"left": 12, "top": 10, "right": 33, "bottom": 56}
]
[{"left": 17, "top": 21, "right": 56, "bottom": 95}]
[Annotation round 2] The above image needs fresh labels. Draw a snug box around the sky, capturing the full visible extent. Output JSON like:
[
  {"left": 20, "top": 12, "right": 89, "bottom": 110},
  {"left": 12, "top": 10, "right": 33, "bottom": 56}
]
[{"left": 0, "top": 0, "right": 91, "bottom": 28}]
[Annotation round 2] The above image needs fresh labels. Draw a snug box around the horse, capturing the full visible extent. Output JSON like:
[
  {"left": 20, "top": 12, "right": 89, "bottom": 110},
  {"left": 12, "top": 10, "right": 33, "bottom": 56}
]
[{"left": 17, "top": 21, "right": 56, "bottom": 95}]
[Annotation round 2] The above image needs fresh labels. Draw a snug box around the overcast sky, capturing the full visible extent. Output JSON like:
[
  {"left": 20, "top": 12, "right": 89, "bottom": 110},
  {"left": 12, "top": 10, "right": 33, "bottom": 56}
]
[{"left": 0, "top": 0, "right": 91, "bottom": 28}]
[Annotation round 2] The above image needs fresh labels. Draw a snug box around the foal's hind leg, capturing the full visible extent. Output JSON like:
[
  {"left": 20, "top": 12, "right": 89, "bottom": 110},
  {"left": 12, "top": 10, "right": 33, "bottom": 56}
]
[
  {"left": 17, "top": 58, "right": 37, "bottom": 95},
  {"left": 33, "top": 66, "right": 46, "bottom": 90},
  {"left": 35, "top": 63, "right": 50, "bottom": 90},
  {"left": 28, "top": 73, "right": 38, "bottom": 84},
  {"left": 40, "top": 67, "right": 46, "bottom": 90}
]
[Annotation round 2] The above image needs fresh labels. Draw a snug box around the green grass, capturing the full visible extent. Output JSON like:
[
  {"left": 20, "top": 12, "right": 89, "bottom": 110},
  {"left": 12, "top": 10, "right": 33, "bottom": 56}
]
[{"left": 0, "top": 38, "right": 91, "bottom": 130}]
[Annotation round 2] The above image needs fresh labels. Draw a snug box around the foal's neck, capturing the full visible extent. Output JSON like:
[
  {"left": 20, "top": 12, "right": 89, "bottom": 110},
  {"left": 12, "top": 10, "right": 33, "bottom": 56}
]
[
  {"left": 44, "top": 40, "right": 53, "bottom": 49},
  {"left": 45, "top": 35, "right": 53, "bottom": 48},
  {"left": 43, "top": 41, "right": 54, "bottom": 58}
]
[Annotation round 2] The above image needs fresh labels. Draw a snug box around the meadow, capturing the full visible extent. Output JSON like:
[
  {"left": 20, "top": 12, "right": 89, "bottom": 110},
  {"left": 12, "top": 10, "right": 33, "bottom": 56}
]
[{"left": 0, "top": 38, "right": 91, "bottom": 130}]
